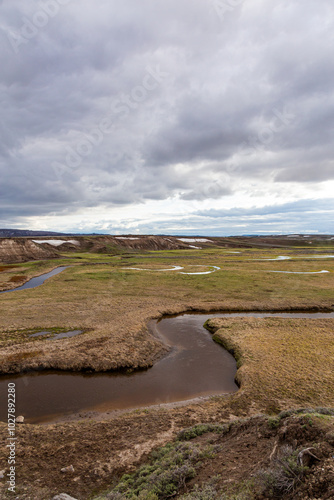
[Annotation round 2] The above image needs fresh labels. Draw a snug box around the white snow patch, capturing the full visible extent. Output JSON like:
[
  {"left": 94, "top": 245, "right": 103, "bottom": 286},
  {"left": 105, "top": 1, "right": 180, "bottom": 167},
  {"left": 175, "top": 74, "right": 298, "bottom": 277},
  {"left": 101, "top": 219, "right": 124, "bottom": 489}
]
[
  {"left": 158, "top": 266, "right": 184, "bottom": 272},
  {"left": 115, "top": 237, "right": 140, "bottom": 240},
  {"left": 124, "top": 264, "right": 221, "bottom": 274},
  {"left": 177, "top": 238, "right": 213, "bottom": 243},
  {"left": 188, "top": 245, "right": 202, "bottom": 249},
  {"left": 268, "top": 270, "right": 329, "bottom": 274},
  {"left": 256, "top": 256, "right": 291, "bottom": 261},
  {"left": 124, "top": 265, "right": 184, "bottom": 272},
  {"left": 180, "top": 266, "right": 221, "bottom": 275},
  {"left": 32, "top": 239, "right": 80, "bottom": 247},
  {"left": 302, "top": 255, "right": 334, "bottom": 259}
]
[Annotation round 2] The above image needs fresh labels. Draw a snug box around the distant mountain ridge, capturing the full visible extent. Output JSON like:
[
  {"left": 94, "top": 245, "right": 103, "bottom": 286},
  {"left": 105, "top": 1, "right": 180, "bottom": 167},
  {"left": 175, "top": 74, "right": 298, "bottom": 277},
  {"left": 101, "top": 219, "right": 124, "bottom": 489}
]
[{"left": 0, "top": 229, "right": 71, "bottom": 237}]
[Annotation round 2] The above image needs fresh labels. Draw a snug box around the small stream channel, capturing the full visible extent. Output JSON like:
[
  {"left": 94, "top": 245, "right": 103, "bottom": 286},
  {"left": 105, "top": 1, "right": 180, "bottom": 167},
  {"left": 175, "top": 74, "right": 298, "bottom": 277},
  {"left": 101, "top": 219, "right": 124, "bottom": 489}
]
[
  {"left": 0, "top": 266, "right": 68, "bottom": 294},
  {"left": 1, "top": 311, "right": 334, "bottom": 423},
  {"left": 1, "top": 267, "right": 333, "bottom": 423}
]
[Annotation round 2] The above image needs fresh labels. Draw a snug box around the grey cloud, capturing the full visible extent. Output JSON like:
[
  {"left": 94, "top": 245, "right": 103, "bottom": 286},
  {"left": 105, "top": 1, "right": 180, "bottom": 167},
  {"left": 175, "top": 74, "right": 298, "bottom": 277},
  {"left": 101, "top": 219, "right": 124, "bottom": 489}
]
[
  {"left": 196, "top": 199, "right": 334, "bottom": 219},
  {"left": 180, "top": 182, "right": 232, "bottom": 201},
  {"left": 0, "top": 0, "right": 333, "bottom": 230}
]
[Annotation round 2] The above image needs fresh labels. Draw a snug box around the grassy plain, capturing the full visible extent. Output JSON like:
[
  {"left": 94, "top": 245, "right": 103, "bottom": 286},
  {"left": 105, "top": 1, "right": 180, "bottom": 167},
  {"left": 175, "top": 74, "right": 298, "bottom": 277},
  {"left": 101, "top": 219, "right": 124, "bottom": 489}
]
[
  {"left": 205, "top": 316, "right": 334, "bottom": 414},
  {"left": 0, "top": 243, "right": 334, "bottom": 499},
  {"left": 0, "top": 246, "right": 333, "bottom": 374}
]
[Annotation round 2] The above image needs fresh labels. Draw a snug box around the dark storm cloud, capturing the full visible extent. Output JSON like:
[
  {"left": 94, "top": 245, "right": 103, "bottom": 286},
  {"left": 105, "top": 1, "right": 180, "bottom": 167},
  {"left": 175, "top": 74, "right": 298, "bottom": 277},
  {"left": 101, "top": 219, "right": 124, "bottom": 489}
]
[{"left": 0, "top": 0, "right": 333, "bottom": 225}]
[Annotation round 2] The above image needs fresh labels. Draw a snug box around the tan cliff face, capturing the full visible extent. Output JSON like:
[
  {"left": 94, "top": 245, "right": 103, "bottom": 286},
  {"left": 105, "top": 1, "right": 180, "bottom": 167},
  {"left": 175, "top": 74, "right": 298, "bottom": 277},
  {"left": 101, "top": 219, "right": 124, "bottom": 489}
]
[
  {"left": 0, "top": 238, "right": 59, "bottom": 263},
  {"left": 0, "top": 235, "right": 190, "bottom": 263},
  {"left": 1, "top": 233, "right": 332, "bottom": 264}
]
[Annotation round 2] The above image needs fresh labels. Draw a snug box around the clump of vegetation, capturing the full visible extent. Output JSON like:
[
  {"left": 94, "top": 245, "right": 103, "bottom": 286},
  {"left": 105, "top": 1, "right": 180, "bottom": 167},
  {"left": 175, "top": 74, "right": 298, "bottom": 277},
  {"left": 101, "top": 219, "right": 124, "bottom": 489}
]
[
  {"left": 268, "top": 407, "right": 334, "bottom": 428},
  {"left": 179, "top": 476, "right": 221, "bottom": 499},
  {"left": 97, "top": 441, "right": 219, "bottom": 499},
  {"left": 8, "top": 275, "right": 26, "bottom": 282},
  {"left": 255, "top": 445, "right": 309, "bottom": 498},
  {"left": 6, "top": 350, "right": 43, "bottom": 362},
  {"left": 267, "top": 416, "right": 281, "bottom": 429},
  {"left": 178, "top": 476, "right": 254, "bottom": 499},
  {"left": 177, "top": 423, "right": 229, "bottom": 441}
]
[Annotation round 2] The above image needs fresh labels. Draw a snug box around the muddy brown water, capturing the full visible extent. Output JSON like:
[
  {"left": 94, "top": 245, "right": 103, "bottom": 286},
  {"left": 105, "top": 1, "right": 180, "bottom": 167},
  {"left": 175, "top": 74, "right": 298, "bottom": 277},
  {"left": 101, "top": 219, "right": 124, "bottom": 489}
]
[{"left": 1, "top": 311, "right": 334, "bottom": 423}]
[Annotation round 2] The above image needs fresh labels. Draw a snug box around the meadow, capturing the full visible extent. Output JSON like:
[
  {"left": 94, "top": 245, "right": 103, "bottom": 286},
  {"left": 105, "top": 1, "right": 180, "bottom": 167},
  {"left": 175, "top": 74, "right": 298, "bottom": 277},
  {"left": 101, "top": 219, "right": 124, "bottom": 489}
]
[
  {"left": 0, "top": 242, "right": 334, "bottom": 499},
  {"left": 0, "top": 246, "right": 333, "bottom": 374}
]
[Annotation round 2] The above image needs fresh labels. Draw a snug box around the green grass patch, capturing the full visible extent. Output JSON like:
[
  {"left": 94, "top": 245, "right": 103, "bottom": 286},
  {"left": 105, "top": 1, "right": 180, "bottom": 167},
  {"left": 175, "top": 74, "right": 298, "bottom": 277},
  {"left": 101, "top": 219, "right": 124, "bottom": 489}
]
[
  {"left": 95, "top": 441, "right": 219, "bottom": 499},
  {"left": 177, "top": 423, "right": 229, "bottom": 441}
]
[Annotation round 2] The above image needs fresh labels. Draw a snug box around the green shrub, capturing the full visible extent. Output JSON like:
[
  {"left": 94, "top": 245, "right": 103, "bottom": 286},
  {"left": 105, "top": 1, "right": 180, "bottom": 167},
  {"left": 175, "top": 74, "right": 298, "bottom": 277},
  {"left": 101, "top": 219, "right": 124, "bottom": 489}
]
[
  {"left": 179, "top": 479, "right": 219, "bottom": 499},
  {"left": 104, "top": 441, "right": 218, "bottom": 499},
  {"left": 267, "top": 416, "right": 280, "bottom": 429},
  {"left": 179, "top": 476, "right": 254, "bottom": 500},
  {"left": 177, "top": 423, "right": 228, "bottom": 441},
  {"left": 255, "top": 445, "right": 308, "bottom": 498}
]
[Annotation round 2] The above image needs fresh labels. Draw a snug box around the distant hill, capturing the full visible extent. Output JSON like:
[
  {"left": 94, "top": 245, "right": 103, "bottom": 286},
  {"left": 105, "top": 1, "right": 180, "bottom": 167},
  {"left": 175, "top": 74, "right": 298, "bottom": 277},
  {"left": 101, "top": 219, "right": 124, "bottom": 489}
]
[{"left": 0, "top": 229, "right": 71, "bottom": 237}]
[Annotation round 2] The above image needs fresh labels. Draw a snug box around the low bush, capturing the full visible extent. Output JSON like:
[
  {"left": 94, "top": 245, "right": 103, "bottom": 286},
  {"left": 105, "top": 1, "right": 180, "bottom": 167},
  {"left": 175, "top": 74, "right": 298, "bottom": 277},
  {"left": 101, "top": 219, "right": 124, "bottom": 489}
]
[
  {"left": 255, "top": 445, "right": 308, "bottom": 498},
  {"left": 179, "top": 477, "right": 220, "bottom": 499},
  {"left": 177, "top": 423, "right": 229, "bottom": 441},
  {"left": 102, "top": 441, "right": 219, "bottom": 499}
]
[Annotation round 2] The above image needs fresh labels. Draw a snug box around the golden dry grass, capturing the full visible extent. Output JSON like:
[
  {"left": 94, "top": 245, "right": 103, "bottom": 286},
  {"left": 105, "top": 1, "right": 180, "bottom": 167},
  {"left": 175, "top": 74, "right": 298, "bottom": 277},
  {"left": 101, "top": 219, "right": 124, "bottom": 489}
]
[
  {"left": 0, "top": 246, "right": 334, "bottom": 499},
  {"left": 206, "top": 317, "right": 334, "bottom": 414},
  {"left": 0, "top": 247, "right": 333, "bottom": 373}
]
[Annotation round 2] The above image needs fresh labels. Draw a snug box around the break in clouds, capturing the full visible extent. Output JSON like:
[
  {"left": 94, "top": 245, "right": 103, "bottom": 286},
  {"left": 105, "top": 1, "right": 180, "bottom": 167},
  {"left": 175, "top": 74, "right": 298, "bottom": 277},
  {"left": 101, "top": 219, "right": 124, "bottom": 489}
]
[{"left": 0, "top": 0, "right": 334, "bottom": 234}]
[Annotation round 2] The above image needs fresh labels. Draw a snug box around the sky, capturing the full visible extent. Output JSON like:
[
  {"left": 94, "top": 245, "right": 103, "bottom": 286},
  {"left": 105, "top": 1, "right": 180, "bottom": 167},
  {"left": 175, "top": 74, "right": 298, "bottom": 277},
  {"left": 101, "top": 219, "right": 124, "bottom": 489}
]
[{"left": 0, "top": 0, "right": 334, "bottom": 236}]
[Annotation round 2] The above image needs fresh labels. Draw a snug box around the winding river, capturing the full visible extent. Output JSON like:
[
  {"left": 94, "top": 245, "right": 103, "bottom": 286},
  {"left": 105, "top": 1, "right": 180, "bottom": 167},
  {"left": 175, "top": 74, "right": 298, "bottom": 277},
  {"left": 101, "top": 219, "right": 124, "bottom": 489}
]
[
  {"left": 0, "top": 267, "right": 333, "bottom": 423},
  {"left": 1, "top": 311, "right": 334, "bottom": 423},
  {"left": 0, "top": 266, "right": 68, "bottom": 294}
]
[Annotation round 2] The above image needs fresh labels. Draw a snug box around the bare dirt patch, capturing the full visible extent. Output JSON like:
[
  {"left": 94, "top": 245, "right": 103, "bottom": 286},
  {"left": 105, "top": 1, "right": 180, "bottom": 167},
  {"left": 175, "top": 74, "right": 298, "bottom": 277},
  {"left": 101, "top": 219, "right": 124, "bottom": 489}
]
[
  {"left": 1, "top": 410, "right": 333, "bottom": 499},
  {"left": 8, "top": 275, "right": 26, "bottom": 283}
]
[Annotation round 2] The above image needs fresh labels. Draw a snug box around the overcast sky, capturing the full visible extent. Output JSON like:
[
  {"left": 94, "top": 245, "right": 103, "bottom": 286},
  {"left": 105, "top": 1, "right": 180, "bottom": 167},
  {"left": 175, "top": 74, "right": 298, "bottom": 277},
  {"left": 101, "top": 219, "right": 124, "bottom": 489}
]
[{"left": 1, "top": 0, "right": 333, "bottom": 235}]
